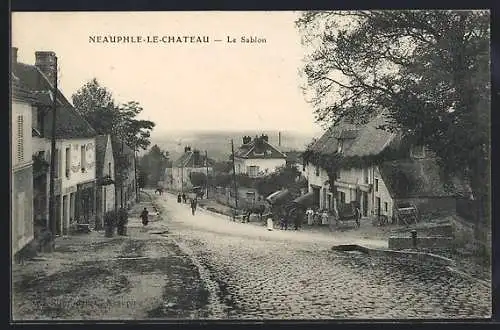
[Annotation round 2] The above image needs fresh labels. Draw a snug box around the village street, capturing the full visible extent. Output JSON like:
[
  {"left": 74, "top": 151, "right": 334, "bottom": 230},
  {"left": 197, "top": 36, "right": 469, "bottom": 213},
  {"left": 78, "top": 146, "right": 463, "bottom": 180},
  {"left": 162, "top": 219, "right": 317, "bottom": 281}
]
[
  {"left": 12, "top": 191, "right": 491, "bottom": 320},
  {"left": 157, "top": 192, "right": 491, "bottom": 319}
]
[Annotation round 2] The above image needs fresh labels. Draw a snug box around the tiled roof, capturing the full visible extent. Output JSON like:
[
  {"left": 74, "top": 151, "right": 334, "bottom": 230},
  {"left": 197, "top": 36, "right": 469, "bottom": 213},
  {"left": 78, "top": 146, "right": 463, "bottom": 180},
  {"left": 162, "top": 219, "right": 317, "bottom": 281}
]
[
  {"left": 12, "top": 62, "right": 96, "bottom": 139},
  {"left": 173, "top": 150, "right": 215, "bottom": 168},
  {"left": 310, "top": 114, "right": 396, "bottom": 158},
  {"left": 378, "top": 158, "right": 467, "bottom": 199},
  {"left": 95, "top": 135, "right": 109, "bottom": 175},
  {"left": 235, "top": 138, "right": 287, "bottom": 159},
  {"left": 12, "top": 73, "right": 37, "bottom": 103}
]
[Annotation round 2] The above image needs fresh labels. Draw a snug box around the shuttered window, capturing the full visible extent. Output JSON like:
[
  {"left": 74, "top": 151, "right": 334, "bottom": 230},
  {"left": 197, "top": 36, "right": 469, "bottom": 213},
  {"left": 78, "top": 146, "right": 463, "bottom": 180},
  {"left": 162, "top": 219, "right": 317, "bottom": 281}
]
[{"left": 17, "top": 115, "right": 24, "bottom": 163}]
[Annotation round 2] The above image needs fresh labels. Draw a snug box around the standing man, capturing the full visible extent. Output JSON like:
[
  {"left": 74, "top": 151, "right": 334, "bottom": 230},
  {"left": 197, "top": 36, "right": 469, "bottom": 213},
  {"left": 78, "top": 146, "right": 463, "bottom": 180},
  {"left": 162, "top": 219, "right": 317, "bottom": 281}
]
[
  {"left": 191, "top": 198, "right": 198, "bottom": 215},
  {"left": 140, "top": 207, "right": 149, "bottom": 229}
]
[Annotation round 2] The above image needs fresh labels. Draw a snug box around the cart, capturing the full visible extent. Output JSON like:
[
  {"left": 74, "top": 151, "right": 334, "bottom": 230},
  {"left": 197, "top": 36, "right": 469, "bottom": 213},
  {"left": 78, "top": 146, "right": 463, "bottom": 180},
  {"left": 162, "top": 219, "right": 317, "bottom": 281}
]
[{"left": 334, "top": 201, "right": 361, "bottom": 228}]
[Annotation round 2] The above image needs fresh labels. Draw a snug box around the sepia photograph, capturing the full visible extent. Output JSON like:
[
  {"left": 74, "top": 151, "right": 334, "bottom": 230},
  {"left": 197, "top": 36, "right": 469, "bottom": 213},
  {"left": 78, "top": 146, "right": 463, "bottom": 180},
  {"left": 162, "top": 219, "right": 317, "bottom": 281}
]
[{"left": 10, "top": 10, "right": 491, "bottom": 320}]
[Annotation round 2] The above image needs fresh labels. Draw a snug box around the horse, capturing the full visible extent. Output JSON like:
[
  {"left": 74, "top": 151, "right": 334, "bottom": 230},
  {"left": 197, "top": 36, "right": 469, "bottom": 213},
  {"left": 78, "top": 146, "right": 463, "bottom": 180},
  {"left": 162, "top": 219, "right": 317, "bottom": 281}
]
[{"left": 242, "top": 204, "right": 266, "bottom": 223}]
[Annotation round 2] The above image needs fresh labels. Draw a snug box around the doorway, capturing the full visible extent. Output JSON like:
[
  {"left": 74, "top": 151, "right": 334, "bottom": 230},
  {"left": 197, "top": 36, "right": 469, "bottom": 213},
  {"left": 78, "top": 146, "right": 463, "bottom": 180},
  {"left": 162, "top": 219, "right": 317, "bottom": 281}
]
[
  {"left": 312, "top": 187, "right": 320, "bottom": 208},
  {"left": 362, "top": 191, "right": 368, "bottom": 217},
  {"left": 62, "top": 195, "right": 68, "bottom": 235},
  {"left": 376, "top": 197, "right": 381, "bottom": 217},
  {"left": 55, "top": 196, "right": 62, "bottom": 236}
]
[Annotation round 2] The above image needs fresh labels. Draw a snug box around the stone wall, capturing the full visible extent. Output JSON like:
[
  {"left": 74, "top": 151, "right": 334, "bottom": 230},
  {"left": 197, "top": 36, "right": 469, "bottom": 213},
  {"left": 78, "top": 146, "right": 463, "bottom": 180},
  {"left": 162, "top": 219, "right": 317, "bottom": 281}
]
[{"left": 388, "top": 236, "right": 454, "bottom": 250}]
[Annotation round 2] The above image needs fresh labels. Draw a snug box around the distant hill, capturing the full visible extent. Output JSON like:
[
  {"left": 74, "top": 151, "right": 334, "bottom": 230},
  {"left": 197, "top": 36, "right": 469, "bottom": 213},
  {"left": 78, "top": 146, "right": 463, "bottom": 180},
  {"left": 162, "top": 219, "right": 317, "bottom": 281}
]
[{"left": 150, "top": 129, "right": 320, "bottom": 163}]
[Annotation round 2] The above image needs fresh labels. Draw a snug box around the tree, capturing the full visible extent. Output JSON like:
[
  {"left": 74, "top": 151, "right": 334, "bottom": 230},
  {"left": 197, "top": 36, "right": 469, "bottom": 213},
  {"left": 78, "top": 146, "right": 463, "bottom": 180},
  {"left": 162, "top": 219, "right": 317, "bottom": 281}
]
[
  {"left": 139, "top": 144, "right": 170, "bottom": 187},
  {"left": 297, "top": 10, "right": 490, "bottom": 212},
  {"left": 137, "top": 169, "right": 147, "bottom": 189},
  {"left": 116, "top": 101, "right": 155, "bottom": 151},
  {"left": 255, "top": 164, "right": 302, "bottom": 198},
  {"left": 72, "top": 80, "right": 156, "bottom": 151},
  {"left": 189, "top": 172, "right": 207, "bottom": 188},
  {"left": 72, "top": 78, "right": 120, "bottom": 135}
]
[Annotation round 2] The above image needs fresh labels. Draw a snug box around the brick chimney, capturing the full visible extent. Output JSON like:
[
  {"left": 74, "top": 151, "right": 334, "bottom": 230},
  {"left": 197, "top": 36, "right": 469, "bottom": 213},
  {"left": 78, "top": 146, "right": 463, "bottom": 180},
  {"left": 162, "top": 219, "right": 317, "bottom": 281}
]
[
  {"left": 12, "top": 47, "right": 18, "bottom": 64},
  {"left": 35, "top": 51, "right": 57, "bottom": 85}
]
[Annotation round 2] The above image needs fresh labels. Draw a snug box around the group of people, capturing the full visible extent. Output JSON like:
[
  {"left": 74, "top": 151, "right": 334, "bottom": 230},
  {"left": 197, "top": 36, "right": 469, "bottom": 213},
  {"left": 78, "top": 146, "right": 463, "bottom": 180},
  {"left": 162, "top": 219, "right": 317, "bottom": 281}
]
[
  {"left": 266, "top": 208, "right": 303, "bottom": 231},
  {"left": 177, "top": 193, "right": 198, "bottom": 215}
]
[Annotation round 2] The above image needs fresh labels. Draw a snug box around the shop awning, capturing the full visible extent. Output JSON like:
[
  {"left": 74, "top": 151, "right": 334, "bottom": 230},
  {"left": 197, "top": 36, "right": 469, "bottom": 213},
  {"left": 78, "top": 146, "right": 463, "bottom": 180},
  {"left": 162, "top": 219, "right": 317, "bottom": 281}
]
[
  {"left": 292, "top": 192, "right": 315, "bottom": 207},
  {"left": 265, "top": 189, "right": 291, "bottom": 205}
]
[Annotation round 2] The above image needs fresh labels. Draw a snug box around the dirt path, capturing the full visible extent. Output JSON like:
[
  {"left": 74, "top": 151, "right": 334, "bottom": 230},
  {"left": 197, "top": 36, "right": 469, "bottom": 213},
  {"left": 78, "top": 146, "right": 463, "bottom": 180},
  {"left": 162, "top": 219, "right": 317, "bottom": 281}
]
[{"left": 12, "top": 194, "right": 210, "bottom": 320}]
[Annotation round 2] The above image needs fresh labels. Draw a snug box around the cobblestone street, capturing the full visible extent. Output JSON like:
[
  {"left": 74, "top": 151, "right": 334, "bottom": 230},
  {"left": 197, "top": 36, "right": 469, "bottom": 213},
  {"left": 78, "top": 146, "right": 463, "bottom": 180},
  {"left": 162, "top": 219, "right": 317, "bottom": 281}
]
[{"left": 158, "top": 192, "right": 491, "bottom": 320}]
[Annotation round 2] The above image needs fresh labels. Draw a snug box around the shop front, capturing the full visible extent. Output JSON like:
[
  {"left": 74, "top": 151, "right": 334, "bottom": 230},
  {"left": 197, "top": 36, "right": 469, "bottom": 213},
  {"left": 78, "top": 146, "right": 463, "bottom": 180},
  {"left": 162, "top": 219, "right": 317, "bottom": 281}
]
[{"left": 75, "top": 180, "right": 97, "bottom": 229}]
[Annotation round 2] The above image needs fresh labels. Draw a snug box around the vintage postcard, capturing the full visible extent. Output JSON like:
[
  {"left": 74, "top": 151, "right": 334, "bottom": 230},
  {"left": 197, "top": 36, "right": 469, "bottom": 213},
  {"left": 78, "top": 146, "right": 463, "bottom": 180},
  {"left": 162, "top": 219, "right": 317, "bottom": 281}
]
[{"left": 10, "top": 10, "right": 491, "bottom": 321}]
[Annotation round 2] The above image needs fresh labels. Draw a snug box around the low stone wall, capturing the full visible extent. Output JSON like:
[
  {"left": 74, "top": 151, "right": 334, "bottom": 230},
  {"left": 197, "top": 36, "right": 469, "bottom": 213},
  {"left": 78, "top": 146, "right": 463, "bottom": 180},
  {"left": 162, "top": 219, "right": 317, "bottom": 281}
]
[
  {"left": 388, "top": 236, "right": 454, "bottom": 250},
  {"left": 390, "top": 223, "right": 453, "bottom": 238},
  {"left": 332, "top": 244, "right": 455, "bottom": 267}
]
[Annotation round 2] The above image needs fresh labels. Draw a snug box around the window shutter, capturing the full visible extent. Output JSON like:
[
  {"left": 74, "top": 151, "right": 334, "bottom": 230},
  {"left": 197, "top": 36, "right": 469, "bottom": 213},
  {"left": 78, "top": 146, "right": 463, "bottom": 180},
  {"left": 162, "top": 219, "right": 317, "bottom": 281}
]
[{"left": 17, "top": 115, "right": 24, "bottom": 163}]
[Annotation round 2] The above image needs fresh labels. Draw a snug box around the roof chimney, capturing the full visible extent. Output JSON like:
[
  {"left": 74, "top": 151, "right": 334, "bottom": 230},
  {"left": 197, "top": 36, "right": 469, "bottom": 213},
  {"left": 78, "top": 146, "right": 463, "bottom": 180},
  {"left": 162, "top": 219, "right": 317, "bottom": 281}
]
[
  {"left": 12, "top": 47, "right": 18, "bottom": 64},
  {"left": 35, "top": 51, "right": 57, "bottom": 85}
]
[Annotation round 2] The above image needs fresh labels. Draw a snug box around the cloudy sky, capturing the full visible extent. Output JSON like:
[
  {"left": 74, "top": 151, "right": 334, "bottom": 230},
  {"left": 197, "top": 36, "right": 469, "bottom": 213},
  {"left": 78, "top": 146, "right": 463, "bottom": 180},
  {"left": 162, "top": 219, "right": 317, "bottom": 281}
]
[{"left": 12, "top": 11, "right": 322, "bottom": 137}]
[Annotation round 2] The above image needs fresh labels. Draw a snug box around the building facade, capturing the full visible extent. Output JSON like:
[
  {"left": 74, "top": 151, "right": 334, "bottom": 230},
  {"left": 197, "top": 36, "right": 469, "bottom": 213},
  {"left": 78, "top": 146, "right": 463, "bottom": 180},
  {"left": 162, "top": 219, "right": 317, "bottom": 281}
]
[
  {"left": 111, "top": 138, "right": 137, "bottom": 209},
  {"left": 13, "top": 48, "right": 98, "bottom": 234},
  {"left": 95, "top": 135, "right": 115, "bottom": 227},
  {"left": 234, "top": 135, "right": 287, "bottom": 178},
  {"left": 170, "top": 147, "right": 214, "bottom": 192},
  {"left": 11, "top": 73, "right": 35, "bottom": 255},
  {"left": 304, "top": 114, "right": 465, "bottom": 223}
]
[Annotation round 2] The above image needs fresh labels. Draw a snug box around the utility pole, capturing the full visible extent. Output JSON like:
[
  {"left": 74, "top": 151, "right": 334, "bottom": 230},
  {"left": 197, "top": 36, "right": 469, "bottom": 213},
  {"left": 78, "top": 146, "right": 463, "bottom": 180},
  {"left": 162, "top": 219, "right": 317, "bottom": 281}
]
[
  {"left": 205, "top": 150, "right": 209, "bottom": 199},
  {"left": 120, "top": 141, "right": 124, "bottom": 208},
  {"left": 134, "top": 144, "right": 139, "bottom": 203},
  {"left": 48, "top": 56, "right": 58, "bottom": 237},
  {"left": 231, "top": 139, "right": 238, "bottom": 209}
]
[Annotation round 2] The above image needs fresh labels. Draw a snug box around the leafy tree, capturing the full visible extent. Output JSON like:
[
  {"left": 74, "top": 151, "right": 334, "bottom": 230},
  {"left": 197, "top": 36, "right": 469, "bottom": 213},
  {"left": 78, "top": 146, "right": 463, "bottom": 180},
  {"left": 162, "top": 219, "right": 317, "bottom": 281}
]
[
  {"left": 138, "top": 169, "right": 147, "bottom": 189},
  {"left": 189, "top": 172, "right": 207, "bottom": 188},
  {"left": 255, "top": 164, "right": 302, "bottom": 198},
  {"left": 138, "top": 144, "right": 170, "bottom": 186},
  {"left": 116, "top": 101, "right": 155, "bottom": 151},
  {"left": 213, "top": 161, "right": 233, "bottom": 174},
  {"left": 72, "top": 78, "right": 120, "bottom": 135},
  {"left": 297, "top": 10, "right": 490, "bottom": 216}
]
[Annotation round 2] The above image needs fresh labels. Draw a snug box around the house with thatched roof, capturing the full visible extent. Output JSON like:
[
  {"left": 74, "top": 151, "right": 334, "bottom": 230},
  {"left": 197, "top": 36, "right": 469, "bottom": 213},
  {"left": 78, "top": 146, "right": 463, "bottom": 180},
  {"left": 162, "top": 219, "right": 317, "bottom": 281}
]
[
  {"left": 303, "top": 113, "right": 466, "bottom": 223},
  {"left": 12, "top": 47, "right": 98, "bottom": 234}
]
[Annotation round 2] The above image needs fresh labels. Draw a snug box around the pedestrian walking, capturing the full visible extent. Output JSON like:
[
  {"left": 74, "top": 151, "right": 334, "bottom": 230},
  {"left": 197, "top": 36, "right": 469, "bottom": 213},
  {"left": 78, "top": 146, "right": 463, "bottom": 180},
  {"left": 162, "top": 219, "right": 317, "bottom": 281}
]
[
  {"left": 182, "top": 193, "right": 187, "bottom": 203},
  {"left": 191, "top": 198, "right": 197, "bottom": 215},
  {"left": 266, "top": 213, "right": 274, "bottom": 231},
  {"left": 140, "top": 207, "right": 149, "bottom": 230},
  {"left": 177, "top": 194, "right": 182, "bottom": 203}
]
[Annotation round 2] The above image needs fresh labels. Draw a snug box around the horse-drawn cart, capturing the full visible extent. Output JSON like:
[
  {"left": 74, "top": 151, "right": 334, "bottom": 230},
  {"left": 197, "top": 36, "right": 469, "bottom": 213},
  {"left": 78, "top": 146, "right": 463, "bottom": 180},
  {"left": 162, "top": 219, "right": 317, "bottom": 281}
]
[{"left": 334, "top": 201, "right": 361, "bottom": 228}]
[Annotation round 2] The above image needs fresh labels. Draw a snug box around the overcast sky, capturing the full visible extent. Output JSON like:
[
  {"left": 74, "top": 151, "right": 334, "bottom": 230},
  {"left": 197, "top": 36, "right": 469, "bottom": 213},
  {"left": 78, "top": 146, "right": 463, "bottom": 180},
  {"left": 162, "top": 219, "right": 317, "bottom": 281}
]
[{"left": 12, "top": 11, "right": 323, "bottom": 137}]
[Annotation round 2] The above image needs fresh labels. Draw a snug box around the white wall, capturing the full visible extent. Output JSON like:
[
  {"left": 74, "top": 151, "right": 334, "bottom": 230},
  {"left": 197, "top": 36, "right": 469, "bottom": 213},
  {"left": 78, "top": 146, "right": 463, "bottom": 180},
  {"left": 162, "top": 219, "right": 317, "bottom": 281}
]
[
  {"left": 60, "top": 138, "right": 96, "bottom": 189},
  {"left": 373, "top": 166, "right": 394, "bottom": 217},
  {"left": 12, "top": 100, "right": 33, "bottom": 170},
  {"left": 235, "top": 158, "right": 286, "bottom": 177},
  {"left": 171, "top": 166, "right": 213, "bottom": 191},
  {"left": 12, "top": 100, "right": 34, "bottom": 255}
]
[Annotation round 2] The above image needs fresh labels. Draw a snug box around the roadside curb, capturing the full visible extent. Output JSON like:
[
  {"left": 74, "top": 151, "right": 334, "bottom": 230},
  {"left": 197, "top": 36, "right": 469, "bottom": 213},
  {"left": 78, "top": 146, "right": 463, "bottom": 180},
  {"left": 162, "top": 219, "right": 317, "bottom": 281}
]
[{"left": 331, "top": 244, "right": 455, "bottom": 267}]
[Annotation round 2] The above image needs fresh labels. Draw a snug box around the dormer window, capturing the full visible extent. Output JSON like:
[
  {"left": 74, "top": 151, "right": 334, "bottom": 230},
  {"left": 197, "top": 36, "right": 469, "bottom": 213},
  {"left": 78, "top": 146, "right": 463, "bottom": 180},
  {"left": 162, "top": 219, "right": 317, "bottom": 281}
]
[{"left": 410, "top": 145, "right": 425, "bottom": 159}]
